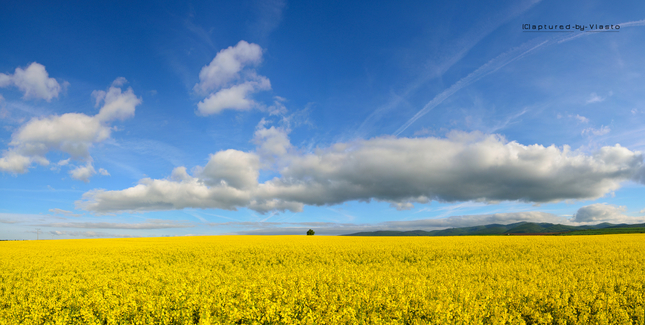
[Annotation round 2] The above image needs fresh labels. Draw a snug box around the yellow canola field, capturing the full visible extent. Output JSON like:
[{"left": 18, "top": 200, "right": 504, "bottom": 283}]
[{"left": 2, "top": 235, "right": 645, "bottom": 324}]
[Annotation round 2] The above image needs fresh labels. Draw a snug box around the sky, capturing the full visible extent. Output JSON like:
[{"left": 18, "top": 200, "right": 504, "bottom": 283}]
[{"left": 1, "top": 0, "right": 645, "bottom": 239}]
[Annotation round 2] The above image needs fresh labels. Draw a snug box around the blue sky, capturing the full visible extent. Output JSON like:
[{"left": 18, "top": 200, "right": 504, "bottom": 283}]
[{"left": 2, "top": 0, "right": 645, "bottom": 239}]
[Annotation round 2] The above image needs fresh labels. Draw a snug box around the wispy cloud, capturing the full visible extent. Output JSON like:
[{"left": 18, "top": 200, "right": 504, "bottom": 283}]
[
  {"left": 573, "top": 114, "right": 589, "bottom": 123},
  {"left": 0, "top": 212, "right": 53, "bottom": 224},
  {"left": 48, "top": 208, "right": 82, "bottom": 217},
  {"left": 582, "top": 125, "right": 610, "bottom": 136},
  {"left": 48, "top": 230, "right": 140, "bottom": 238},
  {"left": 586, "top": 92, "right": 605, "bottom": 104},
  {"left": 249, "top": 0, "right": 287, "bottom": 40},
  {"left": 37, "top": 219, "right": 194, "bottom": 229},
  {"left": 0, "top": 217, "right": 21, "bottom": 224}
]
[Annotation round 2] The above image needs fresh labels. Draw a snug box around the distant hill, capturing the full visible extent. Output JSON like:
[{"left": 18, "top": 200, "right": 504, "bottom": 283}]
[{"left": 343, "top": 222, "right": 645, "bottom": 236}]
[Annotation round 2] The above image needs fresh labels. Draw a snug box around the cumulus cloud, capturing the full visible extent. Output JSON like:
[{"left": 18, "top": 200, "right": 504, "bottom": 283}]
[
  {"left": 197, "top": 77, "right": 270, "bottom": 115},
  {"left": 0, "top": 78, "right": 141, "bottom": 180},
  {"left": 194, "top": 41, "right": 271, "bottom": 115},
  {"left": 0, "top": 62, "right": 66, "bottom": 101},
  {"left": 195, "top": 150, "right": 260, "bottom": 189},
  {"left": 77, "top": 166, "right": 253, "bottom": 213},
  {"left": 194, "top": 40, "right": 263, "bottom": 93},
  {"left": 77, "top": 128, "right": 645, "bottom": 214},
  {"left": 93, "top": 84, "right": 140, "bottom": 122},
  {"left": 12, "top": 113, "right": 110, "bottom": 159},
  {"left": 254, "top": 132, "right": 643, "bottom": 209},
  {"left": 69, "top": 162, "right": 96, "bottom": 183},
  {"left": 0, "top": 151, "right": 32, "bottom": 173},
  {"left": 253, "top": 124, "right": 292, "bottom": 162}
]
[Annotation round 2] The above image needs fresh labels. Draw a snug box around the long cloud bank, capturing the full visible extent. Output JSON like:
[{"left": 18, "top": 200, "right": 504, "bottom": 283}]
[
  {"left": 219, "top": 206, "right": 645, "bottom": 235},
  {"left": 76, "top": 126, "right": 645, "bottom": 214}
]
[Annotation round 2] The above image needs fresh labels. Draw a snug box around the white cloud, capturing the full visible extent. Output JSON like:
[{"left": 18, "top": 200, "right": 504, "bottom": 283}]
[
  {"left": 572, "top": 203, "right": 645, "bottom": 224},
  {"left": 77, "top": 166, "right": 253, "bottom": 213},
  {"left": 98, "top": 168, "right": 110, "bottom": 176},
  {"left": 0, "top": 79, "right": 141, "bottom": 180},
  {"left": 69, "top": 162, "right": 96, "bottom": 183},
  {"left": 194, "top": 41, "right": 271, "bottom": 115},
  {"left": 194, "top": 40, "right": 263, "bottom": 93},
  {"left": 77, "top": 129, "right": 645, "bottom": 214},
  {"left": 0, "top": 151, "right": 32, "bottom": 173},
  {"left": 255, "top": 132, "right": 642, "bottom": 209},
  {"left": 195, "top": 150, "right": 260, "bottom": 189},
  {"left": 197, "top": 77, "right": 270, "bottom": 115},
  {"left": 253, "top": 124, "right": 292, "bottom": 161},
  {"left": 0, "top": 62, "right": 66, "bottom": 101},
  {"left": 94, "top": 81, "right": 140, "bottom": 122},
  {"left": 11, "top": 113, "right": 109, "bottom": 158}
]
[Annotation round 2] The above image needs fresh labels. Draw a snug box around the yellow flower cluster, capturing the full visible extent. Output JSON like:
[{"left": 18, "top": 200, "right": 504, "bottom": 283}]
[{"left": 2, "top": 235, "right": 645, "bottom": 324}]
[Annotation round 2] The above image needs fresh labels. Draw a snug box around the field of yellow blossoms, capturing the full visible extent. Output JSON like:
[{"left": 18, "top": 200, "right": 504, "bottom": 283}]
[{"left": 2, "top": 235, "right": 645, "bottom": 324}]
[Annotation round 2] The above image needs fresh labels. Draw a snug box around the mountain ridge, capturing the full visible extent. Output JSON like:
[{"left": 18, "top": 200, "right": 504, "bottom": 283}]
[{"left": 342, "top": 222, "right": 645, "bottom": 236}]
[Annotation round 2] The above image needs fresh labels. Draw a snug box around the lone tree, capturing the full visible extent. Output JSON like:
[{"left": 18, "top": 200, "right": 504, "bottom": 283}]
[{"left": 307, "top": 229, "right": 315, "bottom": 236}]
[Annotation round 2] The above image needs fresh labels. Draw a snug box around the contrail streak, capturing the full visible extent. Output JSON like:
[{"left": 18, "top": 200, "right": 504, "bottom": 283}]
[
  {"left": 393, "top": 39, "right": 548, "bottom": 136},
  {"left": 394, "top": 19, "right": 645, "bottom": 137}
]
